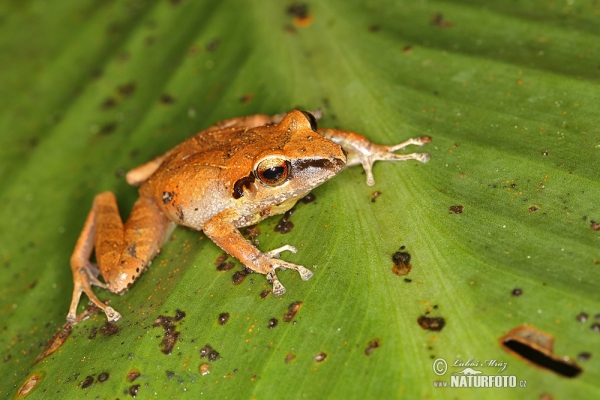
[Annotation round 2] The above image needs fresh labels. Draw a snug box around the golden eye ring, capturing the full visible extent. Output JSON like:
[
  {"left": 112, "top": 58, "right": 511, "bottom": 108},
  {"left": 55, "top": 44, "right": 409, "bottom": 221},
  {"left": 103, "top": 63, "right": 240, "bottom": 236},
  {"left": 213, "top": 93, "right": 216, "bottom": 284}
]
[{"left": 255, "top": 157, "right": 290, "bottom": 186}]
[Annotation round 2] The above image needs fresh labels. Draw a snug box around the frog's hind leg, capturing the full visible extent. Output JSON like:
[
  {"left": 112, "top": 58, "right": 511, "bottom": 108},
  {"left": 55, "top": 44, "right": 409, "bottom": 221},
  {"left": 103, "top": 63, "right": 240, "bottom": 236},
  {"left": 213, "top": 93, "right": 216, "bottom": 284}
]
[{"left": 67, "top": 190, "right": 171, "bottom": 323}]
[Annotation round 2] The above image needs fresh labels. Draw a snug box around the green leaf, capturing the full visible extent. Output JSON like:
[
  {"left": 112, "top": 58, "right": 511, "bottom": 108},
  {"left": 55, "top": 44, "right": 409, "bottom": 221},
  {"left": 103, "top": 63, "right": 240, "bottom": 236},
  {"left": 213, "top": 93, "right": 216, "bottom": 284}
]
[{"left": 1, "top": 0, "right": 599, "bottom": 398}]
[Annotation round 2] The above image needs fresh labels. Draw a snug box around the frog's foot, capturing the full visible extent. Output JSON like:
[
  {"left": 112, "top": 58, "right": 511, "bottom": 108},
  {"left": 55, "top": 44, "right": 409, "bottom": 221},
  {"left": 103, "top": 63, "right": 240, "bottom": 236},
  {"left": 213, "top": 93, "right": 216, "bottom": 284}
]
[
  {"left": 263, "top": 245, "right": 314, "bottom": 296},
  {"left": 67, "top": 262, "right": 122, "bottom": 324},
  {"left": 358, "top": 136, "right": 431, "bottom": 186}
]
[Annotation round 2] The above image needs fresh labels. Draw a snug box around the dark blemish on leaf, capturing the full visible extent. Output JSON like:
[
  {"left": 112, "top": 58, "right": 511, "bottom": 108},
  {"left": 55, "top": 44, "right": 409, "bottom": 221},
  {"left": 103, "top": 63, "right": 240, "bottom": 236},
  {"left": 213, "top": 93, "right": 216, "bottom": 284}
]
[
  {"left": 576, "top": 312, "right": 588, "bottom": 323},
  {"left": 449, "top": 205, "right": 463, "bottom": 214},
  {"left": 175, "top": 309, "right": 186, "bottom": 321},
  {"left": 206, "top": 39, "right": 220, "bottom": 52},
  {"left": 160, "top": 94, "right": 176, "bottom": 104},
  {"left": 283, "top": 301, "right": 302, "bottom": 322},
  {"left": 88, "top": 327, "right": 97, "bottom": 340},
  {"left": 542, "top": 151, "right": 549, "bottom": 156},
  {"left": 215, "top": 253, "right": 228, "bottom": 264},
  {"left": 232, "top": 268, "right": 252, "bottom": 285},
  {"left": 128, "top": 384, "right": 140, "bottom": 397},
  {"left": 300, "top": 193, "right": 316, "bottom": 203},
  {"left": 365, "top": 338, "right": 381, "bottom": 356},
  {"left": 162, "top": 191, "right": 173, "bottom": 204},
  {"left": 268, "top": 318, "right": 278, "bottom": 329},
  {"left": 240, "top": 93, "right": 253, "bottom": 103},
  {"left": 117, "top": 82, "right": 136, "bottom": 97},
  {"left": 528, "top": 205, "right": 539, "bottom": 212},
  {"left": 578, "top": 352, "right": 592, "bottom": 362},
  {"left": 218, "top": 312, "right": 230, "bottom": 325},
  {"left": 232, "top": 173, "right": 255, "bottom": 199},
  {"left": 590, "top": 221, "right": 600, "bottom": 231},
  {"left": 431, "top": 13, "right": 454, "bottom": 28},
  {"left": 3, "top": 354, "right": 11, "bottom": 362},
  {"left": 99, "top": 122, "right": 117, "bottom": 135},
  {"left": 17, "top": 374, "right": 41, "bottom": 397},
  {"left": 153, "top": 311, "right": 185, "bottom": 355},
  {"left": 200, "top": 344, "right": 220, "bottom": 361},
  {"left": 315, "top": 352, "right": 327, "bottom": 362},
  {"left": 165, "top": 370, "right": 175, "bottom": 379},
  {"left": 404, "top": 278, "right": 412, "bottom": 283},
  {"left": 285, "top": 352, "right": 296, "bottom": 363},
  {"left": 244, "top": 225, "right": 260, "bottom": 241},
  {"left": 260, "top": 290, "right": 271, "bottom": 299},
  {"left": 511, "top": 288, "right": 523, "bottom": 296},
  {"left": 35, "top": 322, "right": 73, "bottom": 363},
  {"left": 217, "top": 261, "right": 235, "bottom": 271},
  {"left": 591, "top": 323, "right": 600, "bottom": 333},
  {"left": 371, "top": 191, "right": 382, "bottom": 202},
  {"left": 500, "top": 325, "right": 582, "bottom": 377},
  {"left": 392, "top": 250, "right": 412, "bottom": 276},
  {"left": 81, "top": 375, "right": 94, "bottom": 389},
  {"left": 368, "top": 24, "right": 380, "bottom": 32},
  {"left": 286, "top": 3, "right": 308, "bottom": 18},
  {"left": 402, "top": 45, "right": 414, "bottom": 53},
  {"left": 99, "top": 322, "right": 120, "bottom": 336},
  {"left": 98, "top": 372, "right": 109, "bottom": 382},
  {"left": 101, "top": 98, "right": 117, "bottom": 109},
  {"left": 417, "top": 316, "right": 446, "bottom": 331},
  {"left": 274, "top": 208, "right": 295, "bottom": 234},
  {"left": 126, "top": 370, "right": 141, "bottom": 382}
]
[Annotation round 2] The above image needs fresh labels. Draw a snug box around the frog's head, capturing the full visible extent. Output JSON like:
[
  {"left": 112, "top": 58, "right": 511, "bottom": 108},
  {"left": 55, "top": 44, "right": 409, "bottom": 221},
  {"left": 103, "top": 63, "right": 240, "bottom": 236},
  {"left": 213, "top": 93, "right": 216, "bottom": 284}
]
[{"left": 233, "top": 110, "right": 346, "bottom": 203}]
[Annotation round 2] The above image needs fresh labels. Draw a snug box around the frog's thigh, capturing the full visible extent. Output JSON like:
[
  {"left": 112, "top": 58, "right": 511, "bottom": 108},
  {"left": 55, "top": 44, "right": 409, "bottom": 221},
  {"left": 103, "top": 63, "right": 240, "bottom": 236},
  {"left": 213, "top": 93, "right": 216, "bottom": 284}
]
[
  {"left": 68, "top": 191, "right": 170, "bottom": 322},
  {"left": 94, "top": 191, "right": 170, "bottom": 292}
]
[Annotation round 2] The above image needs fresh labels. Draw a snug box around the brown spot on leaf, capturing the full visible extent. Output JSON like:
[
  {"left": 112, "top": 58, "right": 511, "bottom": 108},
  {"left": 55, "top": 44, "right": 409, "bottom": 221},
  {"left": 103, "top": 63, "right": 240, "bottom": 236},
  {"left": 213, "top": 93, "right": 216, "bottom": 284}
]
[
  {"left": 232, "top": 268, "right": 252, "bottom": 285},
  {"left": 218, "top": 312, "right": 230, "bottom": 325},
  {"left": 300, "top": 193, "right": 316, "bottom": 203},
  {"left": 81, "top": 375, "right": 94, "bottom": 389},
  {"left": 99, "top": 322, "right": 120, "bottom": 336},
  {"left": 391, "top": 250, "right": 412, "bottom": 276},
  {"left": 283, "top": 301, "right": 302, "bottom": 322},
  {"left": 200, "top": 344, "right": 220, "bottom": 361},
  {"left": 371, "top": 191, "right": 382, "bottom": 202},
  {"left": 511, "top": 288, "right": 523, "bottom": 296},
  {"left": 590, "top": 221, "right": 600, "bottom": 231},
  {"left": 160, "top": 94, "right": 176, "bottom": 104},
  {"left": 217, "top": 261, "right": 235, "bottom": 271},
  {"left": 17, "top": 374, "right": 42, "bottom": 398},
  {"left": 199, "top": 363, "right": 210, "bottom": 375},
  {"left": 240, "top": 93, "right": 253, "bottom": 103},
  {"left": 126, "top": 369, "right": 141, "bottom": 382},
  {"left": 153, "top": 311, "right": 185, "bottom": 355},
  {"left": 432, "top": 13, "right": 454, "bottom": 28},
  {"left": 365, "top": 338, "right": 381, "bottom": 356},
  {"left": 129, "top": 384, "right": 140, "bottom": 397},
  {"left": 98, "top": 372, "right": 109, "bottom": 382},
  {"left": 274, "top": 208, "right": 295, "bottom": 234},
  {"left": 35, "top": 322, "right": 72, "bottom": 363},
  {"left": 500, "top": 325, "right": 582, "bottom": 377},
  {"left": 417, "top": 315, "right": 446, "bottom": 331},
  {"left": 449, "top": 205, "right": 463, "bottom": 214},
  {"left": 260, "top": 290, "right": 271, "bottom": 299},
  {"left": 576, "top": 312, "right": 588, "bottom": 323},
  {"left": 528, "top": 205, "right": 539, "bottom": 212},
  {"left": 285, "top": 352, "right": 296, "bottom": 363},
  {"left": 315, "top": 352, "right": 327, "bottom": 362},
  {"left": 268, "top": 318, "right": 278, "bottom": 329}
]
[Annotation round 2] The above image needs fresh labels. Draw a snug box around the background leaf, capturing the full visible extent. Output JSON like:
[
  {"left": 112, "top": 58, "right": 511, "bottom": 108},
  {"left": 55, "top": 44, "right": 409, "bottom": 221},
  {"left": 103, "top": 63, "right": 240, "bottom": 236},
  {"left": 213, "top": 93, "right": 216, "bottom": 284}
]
[{"left": 1, "top": 0, "right": 599, "bottom": 399}]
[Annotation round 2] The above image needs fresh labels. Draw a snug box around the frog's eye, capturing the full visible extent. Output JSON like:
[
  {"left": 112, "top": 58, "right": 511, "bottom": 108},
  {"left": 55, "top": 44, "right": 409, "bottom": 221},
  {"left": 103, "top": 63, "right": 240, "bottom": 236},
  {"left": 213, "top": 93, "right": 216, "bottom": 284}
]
[
  {"left": 256, "top": 157, "right": 290, "bottom": 186},
  {"left": 300, "top": 111, "right": 318, "bottom": 132}
]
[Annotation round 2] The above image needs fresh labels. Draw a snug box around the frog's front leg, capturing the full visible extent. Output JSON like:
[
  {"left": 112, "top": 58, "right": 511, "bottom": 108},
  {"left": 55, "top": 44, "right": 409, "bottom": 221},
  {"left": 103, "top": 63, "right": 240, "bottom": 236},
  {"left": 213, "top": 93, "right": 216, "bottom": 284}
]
[
  {"left": 319, "top": 128, "right": 431, "bottom": 186},
  {"left": 67, "top": 189, "right": 171, "bottom": 323},
  {"left": 203, "top": 211, "right": 313, "bottom": 296}
]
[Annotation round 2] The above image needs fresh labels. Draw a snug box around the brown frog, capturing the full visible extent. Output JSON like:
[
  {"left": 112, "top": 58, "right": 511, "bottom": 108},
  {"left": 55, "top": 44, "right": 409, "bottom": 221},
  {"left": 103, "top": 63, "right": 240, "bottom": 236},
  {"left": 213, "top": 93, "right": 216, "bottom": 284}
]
[{"left": 67, "top": 110, "right": 430, "bottom": 323}]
